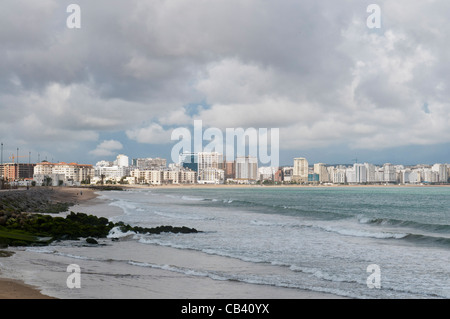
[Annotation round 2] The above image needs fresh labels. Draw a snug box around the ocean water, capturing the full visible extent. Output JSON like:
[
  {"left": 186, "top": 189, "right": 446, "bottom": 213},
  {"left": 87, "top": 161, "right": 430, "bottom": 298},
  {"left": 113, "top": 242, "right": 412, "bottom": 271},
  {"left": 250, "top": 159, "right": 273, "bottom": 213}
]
[
  {"left": 102, "top": 186, "right": 450, "bottom": 298},
  {"left": 3, "top": 186, "right": 450, "bottom": 299}
]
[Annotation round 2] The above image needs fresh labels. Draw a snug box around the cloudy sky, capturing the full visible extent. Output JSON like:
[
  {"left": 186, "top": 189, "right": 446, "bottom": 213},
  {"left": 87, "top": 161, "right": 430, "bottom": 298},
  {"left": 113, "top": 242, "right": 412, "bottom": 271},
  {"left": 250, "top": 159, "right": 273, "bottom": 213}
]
[{"left": 1, "top": 0, "right": 449, "bottom": 166}]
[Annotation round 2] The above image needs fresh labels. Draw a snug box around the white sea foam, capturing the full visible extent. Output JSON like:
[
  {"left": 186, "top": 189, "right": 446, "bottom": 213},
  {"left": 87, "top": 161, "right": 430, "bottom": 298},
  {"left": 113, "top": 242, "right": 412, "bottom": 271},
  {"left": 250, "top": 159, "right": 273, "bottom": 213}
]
[
  {"left": 109, "top": 200, "right": 138, "bottom": 215},
  {"left": 25, "top": 247, "right": 55, "bottom": 254},
  {"left": 321, "top": 226, "right": 408, "bottom": 239},
  {"left": 53, "top": 252, "right": 96, "bottom": 261},
  {"left": 181, "top": 195, "right": 205, "bottom": 201},
  {"left": 107, "top": 226, "right": 137, "bottom": 239},
  {"left": 152, "top": 210, "right": 211, "bottom": 221}
]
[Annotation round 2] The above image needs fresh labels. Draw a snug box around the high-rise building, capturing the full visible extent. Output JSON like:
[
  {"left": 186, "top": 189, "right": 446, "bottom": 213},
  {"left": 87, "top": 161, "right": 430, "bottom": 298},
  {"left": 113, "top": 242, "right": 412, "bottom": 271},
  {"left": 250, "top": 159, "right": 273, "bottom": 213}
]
[
  {"left": 354, "top": 163, "right": 367, "bottom": 183},
  {"left": 346, "top": 166, "right": 356, "bottom": 183},
  {"left": 314, "top": 163, "right": 330, "bottom": 183},
  {"left": 115, "top": 154, "right": 129, "bottom": 168},
  {"left": 179, "top": 152, "right": 198, "bottom": 172},
  {"left": 364, "top": 163, "right": 377, "bottom": 183},
  {"left": 197, "top": 152, "right": 224, "bottom": 184},
  {"left": 432, "top": 164, "right": 448, "bottom": 183},
  {"left": 293, "top": 157, "right": 308, "bottom": 183},
  {"left": 331, "top": 166, "right": 347, "bottom": 184},
  {"left": 198, "top": 152, "right": 223, "bottom": 170},
  {"left": 224, "top": 161, "right": 235, "bottom": 180},
  {"left": 235, "top": 156, "right": 258, "bottom": 181},
  {"left": 383, "top": 163, "right": 397, "bottom": 183}
]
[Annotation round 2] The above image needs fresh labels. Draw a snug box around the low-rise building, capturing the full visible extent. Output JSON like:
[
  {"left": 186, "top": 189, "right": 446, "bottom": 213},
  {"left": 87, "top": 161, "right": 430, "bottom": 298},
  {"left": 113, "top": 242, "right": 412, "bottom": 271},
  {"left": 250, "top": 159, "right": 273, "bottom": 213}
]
[
  {"left": 131, "top": 168, "right": 197, "bottom": 185},
  {"left": 33, "top": 162, "right": 94, "bottom": 185}
]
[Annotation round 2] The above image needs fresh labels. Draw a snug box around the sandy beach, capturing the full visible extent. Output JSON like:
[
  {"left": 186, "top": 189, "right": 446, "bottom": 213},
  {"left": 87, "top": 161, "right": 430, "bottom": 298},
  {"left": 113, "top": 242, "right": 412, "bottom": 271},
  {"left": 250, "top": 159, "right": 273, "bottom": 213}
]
[
  {"left": 0, "top": 187, "right": 97, "bottom": 299},
  {"left": 0, "top": 278, "right": 56, "bottom": 299}
]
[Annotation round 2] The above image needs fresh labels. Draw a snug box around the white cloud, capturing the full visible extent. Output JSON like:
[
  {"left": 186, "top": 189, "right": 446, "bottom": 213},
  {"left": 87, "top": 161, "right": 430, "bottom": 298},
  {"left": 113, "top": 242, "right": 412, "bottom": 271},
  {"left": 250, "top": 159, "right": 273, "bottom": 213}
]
[
  {"left": 89, "top": 140, "right": 123, "bottom": 157},
  {"left": 126, "top": 123, "right": 172, "bottom": 144},
  {"left": 158, "top": 108, "right": 192, "bottom": 126}
]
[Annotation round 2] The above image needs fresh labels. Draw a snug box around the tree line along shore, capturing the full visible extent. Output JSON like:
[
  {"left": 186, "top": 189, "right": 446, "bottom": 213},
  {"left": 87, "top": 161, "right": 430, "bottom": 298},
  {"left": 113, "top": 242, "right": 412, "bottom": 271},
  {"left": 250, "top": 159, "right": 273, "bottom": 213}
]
[{"left": 0, "top": 187, "right": 198, "bottom": 250}]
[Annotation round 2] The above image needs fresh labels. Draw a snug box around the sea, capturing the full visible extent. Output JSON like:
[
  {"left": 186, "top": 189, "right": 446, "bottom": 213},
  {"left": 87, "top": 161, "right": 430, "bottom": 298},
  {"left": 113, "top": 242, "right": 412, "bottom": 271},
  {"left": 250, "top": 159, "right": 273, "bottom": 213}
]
[{"left": 1, "top": 186, "right": 449, "bottom": 299}]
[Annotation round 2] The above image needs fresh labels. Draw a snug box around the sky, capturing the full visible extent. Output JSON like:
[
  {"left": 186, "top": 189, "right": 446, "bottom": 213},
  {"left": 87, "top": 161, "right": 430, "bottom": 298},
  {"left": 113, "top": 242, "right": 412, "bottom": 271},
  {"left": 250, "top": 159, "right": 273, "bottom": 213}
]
[{"left": 1, "top": 0, "right": 450, "bottom": 166}]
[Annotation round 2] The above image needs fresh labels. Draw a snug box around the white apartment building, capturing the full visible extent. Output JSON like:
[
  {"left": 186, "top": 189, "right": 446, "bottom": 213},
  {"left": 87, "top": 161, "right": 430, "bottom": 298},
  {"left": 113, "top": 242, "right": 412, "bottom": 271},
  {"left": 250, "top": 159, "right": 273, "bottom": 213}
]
[
  {"left": 161, "top": 170, "right": 180, "bottom": 184},
  {"left": 314, "top": 163, "right": 330, "bottom": 183},
  {"left": 364, "top": 163, "right": 376, "bottom": 183},
  {"left": 354, "top": 163, "right": 367, "bottom": 183},
  {"left": 198, "top": 152, "right": 223, "bottom": 170},
  {"left": 346, "top": 166, "right": 356, "bottom": 184},
  {"left": 95, "top": 166, "right": 129, "bottom": 182},
  {"left": 197, "top": 152, "right": 224, "bottom": 183},
  {"left": 131, "top": 169, "right": 162, "bottom": 185},
  {"left": 422, "top": 169, "right": 439, "bottom": 183},
  {"left": 131, "top": 168, "right": 197, "bottom": 185},
  {"left": 432, "top": 164, "right": 448, "bottom": 183},
  {"left": 34, "top": 162, "right": 94, "bottom": 184},
  {"left": 33, "top": 161, "right": 54, "bottom": 176},
  {"left": 115, "top": 154, "right": 129, "bottom": 167},
  {"left": 313, "top": 162, "right": 448, "bottom": 185},
  {"left": 178, "top": 169, "right": 197, "bottom": 184},
  {"left": 383, "top": 163, "right": 397, "bottom": 183},
  {"left": 293, "top": 157, "right": 308, "bottom": 183},
  {"left": 94, "top": 154, "right": 131, "bottom": 182},
  {"left": 258, "top": 166, "right": 278, "bottom": 181},
  {"left": 330, "top": 166, "right": 346, "bottom": 184},
  {"left": 198, "top": 168, "right": 224, "bottom": 184}
]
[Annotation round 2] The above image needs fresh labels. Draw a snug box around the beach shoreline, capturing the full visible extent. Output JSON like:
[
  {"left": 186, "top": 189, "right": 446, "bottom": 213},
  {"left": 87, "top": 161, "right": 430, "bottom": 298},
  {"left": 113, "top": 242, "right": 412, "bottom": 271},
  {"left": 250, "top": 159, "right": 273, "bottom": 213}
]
[
  {"left": 0, "top": 187, "right": 98, "bottom": 299},
  {"left": 1, "top": 186, "right": 348, "bottom": 299}
]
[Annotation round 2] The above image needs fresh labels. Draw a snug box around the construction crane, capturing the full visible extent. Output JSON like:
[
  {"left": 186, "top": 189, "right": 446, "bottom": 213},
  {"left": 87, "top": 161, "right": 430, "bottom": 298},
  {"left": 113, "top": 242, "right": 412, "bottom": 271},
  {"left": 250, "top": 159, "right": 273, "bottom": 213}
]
[{"left": 9, "top": 154, "right": 27, "bottom": 164}]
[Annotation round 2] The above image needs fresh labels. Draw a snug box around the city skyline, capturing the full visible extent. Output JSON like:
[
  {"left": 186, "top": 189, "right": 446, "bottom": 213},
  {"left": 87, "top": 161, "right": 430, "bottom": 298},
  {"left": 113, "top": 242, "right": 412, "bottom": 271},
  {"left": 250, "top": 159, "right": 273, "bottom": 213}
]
[
  {"left": 1, "top": 141, "right": 449, "bottom": 168},
  {"left": 4, "top": 151, "right": 445, "bottom": 186},
  {"left": 1, "top": 1, "right": 450, "bottom": 166}
]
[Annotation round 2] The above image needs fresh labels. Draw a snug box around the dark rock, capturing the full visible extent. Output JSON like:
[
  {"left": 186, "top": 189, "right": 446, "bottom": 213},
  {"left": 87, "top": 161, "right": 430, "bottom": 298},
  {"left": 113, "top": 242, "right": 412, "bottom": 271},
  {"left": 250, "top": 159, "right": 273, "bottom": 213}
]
[
  {"left": 86, "top": 237, "right": 98, "bottom": 245},
  {"left": 0, "top": 250, "right": 15, "bottom": 257}
]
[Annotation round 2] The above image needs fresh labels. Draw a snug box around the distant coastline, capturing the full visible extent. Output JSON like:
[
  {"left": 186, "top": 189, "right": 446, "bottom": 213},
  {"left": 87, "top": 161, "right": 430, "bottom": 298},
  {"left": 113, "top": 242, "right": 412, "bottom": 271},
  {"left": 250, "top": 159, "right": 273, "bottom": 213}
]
[{"left": 113, "top": 183, "right": 450, "bottom": 190}]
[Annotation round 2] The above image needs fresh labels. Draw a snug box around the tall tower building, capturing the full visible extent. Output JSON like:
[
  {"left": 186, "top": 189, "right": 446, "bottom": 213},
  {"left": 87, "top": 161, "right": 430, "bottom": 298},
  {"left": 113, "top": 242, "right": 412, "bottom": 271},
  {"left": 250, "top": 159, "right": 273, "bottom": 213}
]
[
  {"left": 235, "top": 156, "right": 258, "bottom": 181},
  {"left": 116, "top": 154, "right": 129, "bottom": 167},
  {"left": 354, "top": 163, "right": 367, "bottom": 183},
  {"left": 293, "top": 157, "right": 308, "bottom": 183},
  {"left": 314, "top": 163, "right": 330, "bottom": 183}
]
